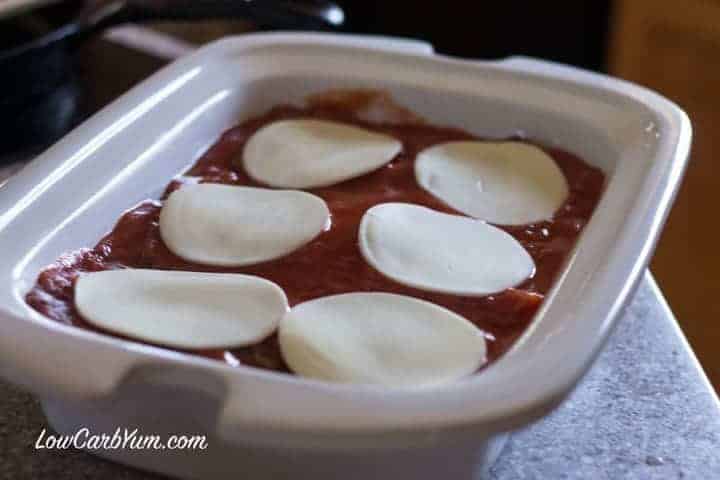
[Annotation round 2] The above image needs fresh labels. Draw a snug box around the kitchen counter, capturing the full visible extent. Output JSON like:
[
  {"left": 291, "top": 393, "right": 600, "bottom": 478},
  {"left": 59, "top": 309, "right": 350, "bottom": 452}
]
[
  {"left": 1, "top": 31, "right": 718, "bottom": 480},
  {"left": 0, "top": 275, "right": 717, "bottom": 479},
  {"left": 489, "top": 275, "right": 720, "bottom": 479}
]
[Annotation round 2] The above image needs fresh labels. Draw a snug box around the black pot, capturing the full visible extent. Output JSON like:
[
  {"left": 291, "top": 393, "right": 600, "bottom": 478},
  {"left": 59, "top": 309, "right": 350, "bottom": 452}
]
[{"left": 0, "top": 0, "right": 344, "bottom": 154}]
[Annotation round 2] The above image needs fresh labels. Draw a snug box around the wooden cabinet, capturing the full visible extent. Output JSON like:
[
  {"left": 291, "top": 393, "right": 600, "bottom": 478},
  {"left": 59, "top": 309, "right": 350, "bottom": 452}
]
[{"left": 610, "top": 0, "right": 720, "bottom": 388}]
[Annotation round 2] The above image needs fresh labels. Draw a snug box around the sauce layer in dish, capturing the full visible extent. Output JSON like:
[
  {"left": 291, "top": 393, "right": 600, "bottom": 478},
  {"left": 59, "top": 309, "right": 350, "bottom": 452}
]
[{"left": 26, "top": 91, "right": 605, "bottom": 374}]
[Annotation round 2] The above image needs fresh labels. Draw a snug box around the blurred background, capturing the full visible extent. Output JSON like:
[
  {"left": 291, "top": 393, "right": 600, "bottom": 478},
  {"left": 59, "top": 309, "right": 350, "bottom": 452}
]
[{"left": 2, "top": 0, "right": 717, "bottom": 389}]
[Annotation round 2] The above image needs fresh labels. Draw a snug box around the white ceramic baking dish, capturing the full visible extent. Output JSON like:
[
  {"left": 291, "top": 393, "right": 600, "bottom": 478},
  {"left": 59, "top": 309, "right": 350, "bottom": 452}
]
[{"left": 0, "top": 33, "right": 689, "bottom": 479}]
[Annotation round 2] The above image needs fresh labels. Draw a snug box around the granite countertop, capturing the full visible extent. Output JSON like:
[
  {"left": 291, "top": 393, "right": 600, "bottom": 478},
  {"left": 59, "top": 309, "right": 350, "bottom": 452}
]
[
  {"left": 1, "top": 29, "right": 718, "bottom": 480},
  {"left": 489, "top": 275, "right": 720, "bottom": 479},
  {"left": 0, "top": 275, "right": 717, "bottom": 479}
]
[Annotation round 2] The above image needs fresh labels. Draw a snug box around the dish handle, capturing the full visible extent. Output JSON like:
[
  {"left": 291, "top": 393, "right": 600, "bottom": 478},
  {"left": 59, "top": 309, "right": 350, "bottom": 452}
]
[{"left": 0, "top": 311, "right": 138, "bottom": 400}]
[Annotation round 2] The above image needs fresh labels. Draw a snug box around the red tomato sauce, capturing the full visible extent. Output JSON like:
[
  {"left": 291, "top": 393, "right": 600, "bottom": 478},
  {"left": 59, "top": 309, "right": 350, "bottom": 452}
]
[{"left": 25, "top": 91, "right": 605, "bottom": 374}]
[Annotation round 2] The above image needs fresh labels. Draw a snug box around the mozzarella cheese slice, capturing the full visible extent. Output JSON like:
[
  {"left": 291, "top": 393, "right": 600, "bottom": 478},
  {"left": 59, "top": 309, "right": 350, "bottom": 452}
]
[
  {"left": 75, "top": 269, "right": 288, "bottom": 349},
  {"left": 159, "top": 184, "right": 329, "bottom": 267},
  {"left": 279, "top": 292, "right": 486, "bottom": 387},
  {"left": 415, "top": 141, "right": 569, "bottom": 225},
  {"left": 359, "top": 203, "right": 535, "bottom": 296},
  {"left": 242, "top": 119, "right": 402, "bottom": 188}
]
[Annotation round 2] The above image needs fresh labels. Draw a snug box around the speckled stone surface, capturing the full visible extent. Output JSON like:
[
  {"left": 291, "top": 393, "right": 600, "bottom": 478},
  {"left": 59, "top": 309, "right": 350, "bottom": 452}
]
[
  {"left": 0, "top": 274, "right": 717, "bottom": 479},
  {"left": 490, "top": 275, "right": 720, "bottom": 480}
]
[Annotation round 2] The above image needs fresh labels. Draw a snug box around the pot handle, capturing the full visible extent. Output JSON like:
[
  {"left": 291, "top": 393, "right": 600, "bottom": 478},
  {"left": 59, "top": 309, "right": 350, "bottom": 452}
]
[{"left": 77, "top": 0, "right": 344, "bottom": 39}]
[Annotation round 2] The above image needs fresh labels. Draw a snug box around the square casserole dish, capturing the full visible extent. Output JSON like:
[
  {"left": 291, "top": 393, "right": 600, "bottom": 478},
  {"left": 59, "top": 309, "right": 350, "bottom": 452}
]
[{"left": 0, "top": 33, "right": 689, "bottom": 479}]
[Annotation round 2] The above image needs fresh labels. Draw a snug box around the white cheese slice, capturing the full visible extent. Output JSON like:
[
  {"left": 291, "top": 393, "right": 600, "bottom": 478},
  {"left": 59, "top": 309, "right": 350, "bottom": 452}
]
[
  {"left": 359, "top": 203, "right": 535, "bottom": 296},
  {"left": 75, "top": 269, "right": 288, "bottom": 350},
  {"left": 242, "top": 119, "right": 402, "bottom": 188},
  {"left": 415, "top": 141, "right": 569, "bottom": 225},
  {"left": 159, "top": 184, "right": 329, "bottom": 267},
  {"left": 279, "top": 292, "right": 486, "bottom": 387}
]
